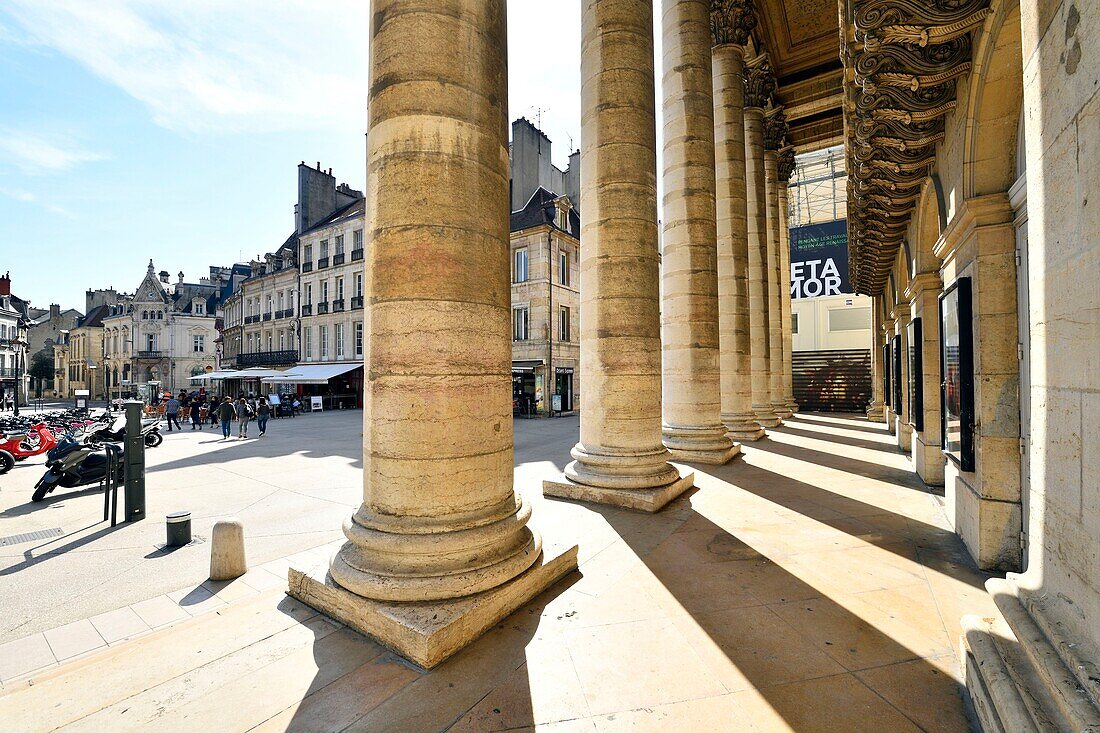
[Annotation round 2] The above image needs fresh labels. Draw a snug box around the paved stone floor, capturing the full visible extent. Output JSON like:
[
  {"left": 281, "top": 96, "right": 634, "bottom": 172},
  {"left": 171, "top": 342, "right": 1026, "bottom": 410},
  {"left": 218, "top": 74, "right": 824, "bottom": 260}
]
[{"left": 0, "top": 412, "right": 996, "bottom": 731}]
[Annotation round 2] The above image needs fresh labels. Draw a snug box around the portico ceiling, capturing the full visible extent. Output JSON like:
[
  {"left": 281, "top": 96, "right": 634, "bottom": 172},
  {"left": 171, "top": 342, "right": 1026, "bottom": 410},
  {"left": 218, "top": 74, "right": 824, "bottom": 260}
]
[{"left": 753, "top": 0, "right": 845, "bottom": 152}]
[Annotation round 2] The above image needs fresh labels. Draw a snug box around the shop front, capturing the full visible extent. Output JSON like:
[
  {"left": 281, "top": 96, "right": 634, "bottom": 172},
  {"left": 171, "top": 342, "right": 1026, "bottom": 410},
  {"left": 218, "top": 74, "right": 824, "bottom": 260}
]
[{"left": 511, "top": 359, "right": 543, "bottom": 417}]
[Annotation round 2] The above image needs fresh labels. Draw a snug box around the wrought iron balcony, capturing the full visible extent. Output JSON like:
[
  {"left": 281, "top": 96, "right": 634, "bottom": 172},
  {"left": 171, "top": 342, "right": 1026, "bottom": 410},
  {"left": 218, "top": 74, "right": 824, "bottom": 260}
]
[
  {"left": 301, "top": 262, "right": 313, "bottom": 273},
  {"left": 135, "top": 350, "right": 166, "bottom": 359},
  {"left": 0, "top": 367, "right": 16, "bottom": 378},
  {"left": 317, "top": 257, "right": 330, "bottom": 269},
  {"left": 301, "top": 304, "right": 313, "bottom": 316},
  {"left": 317, "top": 301, "right": 330, "bottom": 314},
  {"left": 262, "top": 312, "right": 273, "bottom": 322},
  {"left": 351, "top": 249, "right": 364, "bottom": 262},
  {"left": 333, "top": 253, "right": 345, "bottom": 266},
  {"left": 351, "top": 295, "right": 364, "bottom": 309},
  {"left": 244, "top": 315, "right": 260, "bottom": 324},
  {"left": 275, "top": 309, "right": 293, "bottom": 319},
  {"left": 332, "top": 298, "right": 345, "bottom": 312},
  {"left": 236, "top": 350, "right": 299, "bottom": 367}
]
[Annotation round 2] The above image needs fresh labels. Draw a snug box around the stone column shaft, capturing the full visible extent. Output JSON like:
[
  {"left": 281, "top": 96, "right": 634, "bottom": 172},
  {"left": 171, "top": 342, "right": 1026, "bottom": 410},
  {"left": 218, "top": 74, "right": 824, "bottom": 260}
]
[
  {"left": 658, "top": 0, "right": 737, "bottom": 464},
  {"left": 867, "top": 298, "right": 886, "bottom": 421},
  {"left": 894, "top": 309, "right": 913, "bottom": 451},
  {"left": 763, "top": 148, "right": 787, "bottom": 418},
  {"left": 713, "top": 44, "right": 763, "bottom": 441},
  {"left": 290, "top": 0, "right": 577, "bottom": 670},
  {"left": 744, "top": 107, "right": 779, "bottom": 426},
  {"left": 543, "top": 0, "right": 692, "bottom": 512},
  {"left": 777, "top": 177, "right": 797, "bottom": 413}
]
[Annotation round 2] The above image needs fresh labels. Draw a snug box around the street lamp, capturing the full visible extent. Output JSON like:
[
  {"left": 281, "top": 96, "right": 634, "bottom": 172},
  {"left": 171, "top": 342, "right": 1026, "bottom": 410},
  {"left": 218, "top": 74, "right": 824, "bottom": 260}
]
[{"left": 13, "top": 318, "right": 28, "bottom": 417}]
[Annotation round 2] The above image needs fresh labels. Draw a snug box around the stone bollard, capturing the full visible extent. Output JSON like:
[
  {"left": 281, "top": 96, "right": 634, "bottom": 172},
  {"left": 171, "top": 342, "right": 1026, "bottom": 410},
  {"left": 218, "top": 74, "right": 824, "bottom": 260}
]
[{"left": 209, "top": 518, "right": 247, "bottom": 581}]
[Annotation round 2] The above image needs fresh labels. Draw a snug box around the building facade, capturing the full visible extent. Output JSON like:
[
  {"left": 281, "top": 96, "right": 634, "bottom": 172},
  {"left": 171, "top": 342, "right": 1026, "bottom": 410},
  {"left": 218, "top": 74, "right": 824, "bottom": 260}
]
[
  {"left": 232, "top": 237, "right": 300, "bottom": 370},
  {"left": 509, "top": 188, "right": 581, "bottom": 416},
  {"left": 60, "top": 305, "right": 109, "bottom": 398},
  {"left": 0, "top": 273, "right": 30, "bottom": 406}
]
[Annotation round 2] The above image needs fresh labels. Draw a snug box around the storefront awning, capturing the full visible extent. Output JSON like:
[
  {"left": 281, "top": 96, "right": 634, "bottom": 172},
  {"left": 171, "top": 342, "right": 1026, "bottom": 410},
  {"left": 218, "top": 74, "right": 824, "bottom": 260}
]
[
  {"left": 261, "top": 363, "right": 362, "bottom": 384},
  {"left": 511, "top": 359, "right": 544, "bottom": 374},
  {"left": 227, "top": 368, "right": 288, "bottom": 380},
  {"left": 190, "top": 369, "right": 239, "bottom": 382}
]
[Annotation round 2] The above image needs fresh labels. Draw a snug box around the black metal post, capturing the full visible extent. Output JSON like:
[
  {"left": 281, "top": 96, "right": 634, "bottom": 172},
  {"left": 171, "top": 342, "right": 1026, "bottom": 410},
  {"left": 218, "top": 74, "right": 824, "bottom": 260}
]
[{"left": 123, "top": 401, "right": 146, "bottom": 522}]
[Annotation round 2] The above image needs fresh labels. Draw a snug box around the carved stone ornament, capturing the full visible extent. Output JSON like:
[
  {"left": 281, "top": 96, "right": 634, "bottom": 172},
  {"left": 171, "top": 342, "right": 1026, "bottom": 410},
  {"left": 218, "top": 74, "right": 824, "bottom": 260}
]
[
  {"left": 763, "top": 106, "right": 788, "bottom": 151},
  {"left": 776, "top": 146, "right": 796, "bottom": 182},
  {"left": 743, "top": 54, "right": 776, "bottom": 109},
  {"left": 711, "top": 0, "right": 757, "bottom": 47}
]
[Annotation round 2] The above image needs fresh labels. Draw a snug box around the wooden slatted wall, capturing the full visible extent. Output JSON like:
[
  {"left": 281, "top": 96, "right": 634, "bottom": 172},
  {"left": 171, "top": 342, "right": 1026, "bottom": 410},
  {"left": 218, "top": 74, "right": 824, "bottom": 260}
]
[{"left": 792, "top": 349, "right": 871, "bottom": 412}]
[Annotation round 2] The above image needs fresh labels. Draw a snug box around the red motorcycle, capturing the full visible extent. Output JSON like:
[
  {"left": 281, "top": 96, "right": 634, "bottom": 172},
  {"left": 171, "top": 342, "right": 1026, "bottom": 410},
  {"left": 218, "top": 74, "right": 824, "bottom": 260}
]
[{"left": 0, "top": 423, "right": 60, "bottom": 475}]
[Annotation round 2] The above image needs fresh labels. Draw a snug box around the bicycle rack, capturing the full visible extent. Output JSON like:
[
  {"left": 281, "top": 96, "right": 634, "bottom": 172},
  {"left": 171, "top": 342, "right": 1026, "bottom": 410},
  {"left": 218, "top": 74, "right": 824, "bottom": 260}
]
[{"left": 103, "top": 443, "right": 122, "bottom": 526}]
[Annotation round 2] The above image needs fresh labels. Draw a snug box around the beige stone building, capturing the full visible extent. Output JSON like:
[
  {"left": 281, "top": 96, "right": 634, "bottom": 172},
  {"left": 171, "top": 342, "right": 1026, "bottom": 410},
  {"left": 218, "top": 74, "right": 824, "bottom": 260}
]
[
  {"left": 230, "top": 239, "right": 300, "bottom": 370},
  {"left": 509, "top": 188, "right": 580, "bottom": 416},
  {"left": 59, "top": 305, "right": 109, "bottom": 399}
]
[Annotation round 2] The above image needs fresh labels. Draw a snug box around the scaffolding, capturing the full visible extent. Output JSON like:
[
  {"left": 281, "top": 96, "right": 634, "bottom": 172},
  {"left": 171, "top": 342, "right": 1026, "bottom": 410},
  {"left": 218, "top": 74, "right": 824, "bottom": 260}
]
[{"left": 787, "top": 144, "right": 846, "bottom": 228}]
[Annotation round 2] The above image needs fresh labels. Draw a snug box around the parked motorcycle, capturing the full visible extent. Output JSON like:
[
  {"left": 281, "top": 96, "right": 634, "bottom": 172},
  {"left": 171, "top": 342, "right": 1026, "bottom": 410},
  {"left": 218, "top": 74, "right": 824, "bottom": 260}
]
[
  {"left": 0, "top": 423, "right": 60, "bottom": 475},
  {"left": 31, "top": 416, "right": 159, "bottom": 502}
]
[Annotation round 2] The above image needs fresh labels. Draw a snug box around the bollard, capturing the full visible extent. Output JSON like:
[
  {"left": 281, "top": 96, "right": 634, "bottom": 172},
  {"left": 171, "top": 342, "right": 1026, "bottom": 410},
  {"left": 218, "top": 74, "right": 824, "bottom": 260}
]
[
  {"left": 209, "top": 518, "right": 247, "bottom": 580},
  {"left": 166, "top": 511, "right": 192, "bottom": 547}
]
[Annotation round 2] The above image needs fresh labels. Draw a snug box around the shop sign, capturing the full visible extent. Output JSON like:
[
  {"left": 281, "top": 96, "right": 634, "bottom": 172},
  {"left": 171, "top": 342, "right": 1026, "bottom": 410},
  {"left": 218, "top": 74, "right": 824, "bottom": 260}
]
[{"left": 789, "top": 219, "right": 851, "bottom": 298}]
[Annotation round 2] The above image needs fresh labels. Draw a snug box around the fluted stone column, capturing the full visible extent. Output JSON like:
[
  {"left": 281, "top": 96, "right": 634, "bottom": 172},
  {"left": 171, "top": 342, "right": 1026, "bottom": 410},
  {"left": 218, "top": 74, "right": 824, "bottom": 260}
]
[
  {"left": 763, "top": 107, "right": 788, "bottom": 418},
  {"left": 543, "top": 0, "right": 693, "bottom": 512},
  {"left": 743, "top": 56, "right": 780, "bottom": 427},
  {"left": 289, "top": 0, "right": 577, "bottom": 670},
  {"left": 776, "top": 147, "right": 797, "bottom": 413},
  {"left": 658, "top": 0, "right": 738, "bottom": 465},
  {"left": 712, "top": 39, "right": 764, "bottom": 442}
]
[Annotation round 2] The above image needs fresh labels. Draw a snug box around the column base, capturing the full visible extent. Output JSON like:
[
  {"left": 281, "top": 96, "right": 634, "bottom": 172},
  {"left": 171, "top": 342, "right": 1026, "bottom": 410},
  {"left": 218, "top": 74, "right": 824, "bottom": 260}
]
[
  {"left": 662, "top": 425, "right": 738, "bottom": 465},
  {"left": 287, "top": 544, "right": 579, "bottom": 670},
  {"left": 754, "top": 408, "right": 782, "bottom": 427},
  {"left": 786, "top": 401, "right": 799, "bottom": 413},
  {"left": 665, "top": 443, "right": 741, "bottom": 465},
  {"left": 866, "top": 402, "right": 885, "bottom": 421},
  {"left": 727, "top": 426, "right": 766, "bottom": 441},
  {"left": 723, "top": 412, "right": 765, "bottom": 441},
  {"left": 962, "top": 578, "right": 1100, "bottom": 732},
  {"left": 543, "top": 470, "right": 694, "bottom": 513}
]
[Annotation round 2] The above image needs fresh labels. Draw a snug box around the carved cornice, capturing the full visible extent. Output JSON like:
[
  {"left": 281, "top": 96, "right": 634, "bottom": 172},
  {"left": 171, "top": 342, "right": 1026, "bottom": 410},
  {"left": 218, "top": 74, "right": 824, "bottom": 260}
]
[
  {"left": 743, "top": 54, "right": 776, "bottom": 109},
  {"left": 763, "top": 106, "right": 788, "bottom": 151},
  {"left": 710, "top": 0, "right": 757, "bottom": 47},
  {"left": 841, "top": 0, "right": 989, "bottom": 295}
]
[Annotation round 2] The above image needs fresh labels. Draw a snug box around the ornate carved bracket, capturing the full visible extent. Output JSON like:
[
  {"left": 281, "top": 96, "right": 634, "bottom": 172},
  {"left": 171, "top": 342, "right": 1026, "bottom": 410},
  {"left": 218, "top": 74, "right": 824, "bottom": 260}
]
[
  {"left": 763, "top": 106, "right": 788, "bottom": 151},
  {"left": 743, "top": 54, "right": 776, "bottom": 109},
  {"left": 776, "top": 146, "right": 796, "bottom": 183}
]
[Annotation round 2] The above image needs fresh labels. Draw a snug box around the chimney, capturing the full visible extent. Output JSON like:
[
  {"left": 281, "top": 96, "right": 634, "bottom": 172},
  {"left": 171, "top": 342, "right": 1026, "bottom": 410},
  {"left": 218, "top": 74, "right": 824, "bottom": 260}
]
[
  {"left": 0, "top": 271, "right": 9, "bottom": 296},
  {"left": 159, "top": 270, "right": 170, "bottom": 284},
  {"left": 50, "top": 303, "right": 60, "bottom": 318},
  {"left": 178, "top": 271, "right": 185, "bottom": 284}
]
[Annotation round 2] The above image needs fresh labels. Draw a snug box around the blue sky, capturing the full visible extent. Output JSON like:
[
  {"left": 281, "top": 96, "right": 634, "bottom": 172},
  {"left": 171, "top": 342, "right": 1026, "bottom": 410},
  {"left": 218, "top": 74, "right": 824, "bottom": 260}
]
[{"left": 0, "top": 1, "right": 582, "bottom": 312}]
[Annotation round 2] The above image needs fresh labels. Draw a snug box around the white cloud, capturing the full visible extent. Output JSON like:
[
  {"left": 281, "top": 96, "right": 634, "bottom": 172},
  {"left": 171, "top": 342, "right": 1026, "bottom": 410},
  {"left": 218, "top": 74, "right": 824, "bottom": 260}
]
[
  {"left": 0, "top": 187, "right": 75, "bottom": 217},
  {"left": 3, "top": 0, "right": 371, "bottom": 134},
  {"left": 0, "top": 128, "right": 107, "bottom": 172}
]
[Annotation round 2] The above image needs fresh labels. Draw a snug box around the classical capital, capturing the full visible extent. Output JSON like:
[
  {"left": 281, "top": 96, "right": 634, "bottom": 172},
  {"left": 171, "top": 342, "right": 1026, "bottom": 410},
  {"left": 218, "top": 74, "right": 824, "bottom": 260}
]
[
  {"left": 763, "top": 106, "right": 788, "bottom": 151},
  {"left": 743, "top": 54, "right": 776, "bottom": 109},
  {"left": 710, "top": 0, "right": 757, "bottom": 47},
  {"left": 776, "top": 146, "right": 796, "bottom": 182}
]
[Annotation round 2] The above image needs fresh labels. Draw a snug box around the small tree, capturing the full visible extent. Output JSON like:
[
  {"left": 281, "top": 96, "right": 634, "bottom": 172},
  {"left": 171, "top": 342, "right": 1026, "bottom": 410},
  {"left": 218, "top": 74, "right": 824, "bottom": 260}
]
[{"left": 28, "top": 351, "right": 54, "bottom": 398}]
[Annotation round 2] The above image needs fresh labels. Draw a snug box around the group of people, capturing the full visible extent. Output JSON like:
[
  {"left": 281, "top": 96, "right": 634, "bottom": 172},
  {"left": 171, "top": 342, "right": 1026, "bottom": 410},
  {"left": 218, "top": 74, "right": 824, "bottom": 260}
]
[{"left": 162, "top": 390, "right": 298, "bottom": 439}]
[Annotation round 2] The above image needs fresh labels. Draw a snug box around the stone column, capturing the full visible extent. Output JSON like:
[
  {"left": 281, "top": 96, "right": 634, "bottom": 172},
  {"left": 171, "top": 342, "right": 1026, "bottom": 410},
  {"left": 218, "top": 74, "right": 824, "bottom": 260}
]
[
  {"left": 763, "top": 106, "right": 789, "bottom": 418},
  {"left": 883, "top": 313, "right": 897, "bottom": 433},
  {"left": 658, "top": 0, "right": 738, "bottom": 464},
  {"left": 289, "top": 0, "right": 577, "bottom": 670},
  {"left": 867, "top": 297, "right": 886, "bottom": 421},
  {"left": 742, "top": 55, "right": 780, "bottom": 427},
  {"left": 776, "top": 146, "right": 798, "bottom": 413},
  {"left": 543, "top": 0, "right": 693, "bottom": 512},
  {"left": 712, "top": 38, "right": 764, "bottom": 442}
]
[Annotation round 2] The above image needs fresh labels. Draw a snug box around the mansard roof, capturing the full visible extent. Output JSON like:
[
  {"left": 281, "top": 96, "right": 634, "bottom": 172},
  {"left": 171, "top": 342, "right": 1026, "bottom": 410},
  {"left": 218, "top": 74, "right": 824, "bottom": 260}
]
[{"left": 509, "top": 186, "right": 580, "bottom": 238}]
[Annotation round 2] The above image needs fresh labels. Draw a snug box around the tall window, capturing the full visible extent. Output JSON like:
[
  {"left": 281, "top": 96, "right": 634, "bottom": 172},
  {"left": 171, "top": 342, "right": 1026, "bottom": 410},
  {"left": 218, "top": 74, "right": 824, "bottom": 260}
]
[
  {"left": 320, "top": 326, "right": 329, "bottom": 358},
  {"left": 336, "top": 277, "right": 344, "bottom": 300},
  {"left": 146, "top": 333, "right": 156, "bottom": 351},
  {"left": 335, "top": 323, "right": 344, "bottom": 359},
  {"left": 321, "top": 280, "right": 329, "bottom": 303},
  {"left": 559, "top": 306, "right": 570, "bottom": 342},
  {"left": 355, "top": 321, "right": 363, "bottom": 356},
  {"left": 514, "top": 248, "right": 529, "bottom": 283},
  {"left": 279, "top": 331, "right": 285, "bottom": 350},
  {"left": 303, "top": 327, "right": 312, "bottom": 359},
  {"left": 193, "top": 335, "right": 205, "bottom": 352},
  {"left": 335, "top": 234, "right": 345, "bottom": 255},
  {"left": 277, "top": 291, "right": 284, "bottom": 311},
  {"left": 320, "top": 240, "right": 329, "bottom": 259},
  {"left": 305, "top": 283, "right": 313, "bottom": 305},
  {"left": 559, "top": 248, "right": 570, "bottom": 286},
  {"left": 512, "top": 306, "right": 529, "bottom": 341},
  {"left": 304, "top": 243, "right": 313, "bottom": 264},
  {"left": 353, "top": 229, "right": 363, "bottom": 252},
  {"left": 355, "top": 273, "right": 363, "bottom": 298},
  {"left": 266, "top": 295, "right": 273, "bottom": 314},
  {"left": 267, "top": 334, "right": 273, "bottom": 351}
]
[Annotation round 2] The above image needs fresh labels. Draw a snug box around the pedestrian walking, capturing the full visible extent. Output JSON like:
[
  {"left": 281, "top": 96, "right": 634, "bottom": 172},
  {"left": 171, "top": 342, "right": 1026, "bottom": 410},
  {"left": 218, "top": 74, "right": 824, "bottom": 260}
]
[
  {"left": 217, "top": 397, "right": 236, "bottom": 439},
  {"left": 256, "top": 397, "right": 270, "bottom": 436},
  {"left": 165, "top": 395, "right": 181, "bottom": 432},
  {"left": 191, "top": 395, "right": 204, "bottom": 430},
  {"left": 236, "top": 397, "right": 253, "bottom": 438}
]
